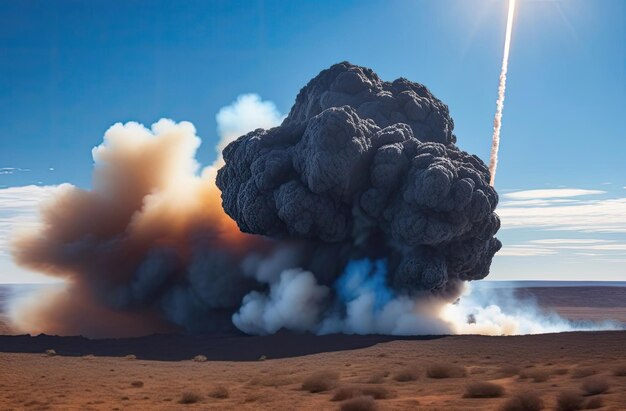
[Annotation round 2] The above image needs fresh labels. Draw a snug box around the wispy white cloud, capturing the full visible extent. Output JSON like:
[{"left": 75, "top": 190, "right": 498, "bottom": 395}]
[
  {"left": 499, "top": 197, "right": 626, "bottom": 233},
  {"left": 503, "top": 188, "right": 605, "bottom": 200},
  {"left": 0, "top": 185, "right": 57, "bottom": 256},
  {"left": 498, "top": 245, "right": 557, "bottom": 257},
  {"left": 0, "top": 167, "right": 31, "bottom": 175},
  {"left": 528, "top": 238, "right": 611, "bottom": 245}
]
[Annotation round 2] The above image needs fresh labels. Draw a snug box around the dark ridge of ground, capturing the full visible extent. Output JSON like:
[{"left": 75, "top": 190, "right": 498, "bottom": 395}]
[{"left": 0, "top": 332, "right": 444, "bottom": 361}]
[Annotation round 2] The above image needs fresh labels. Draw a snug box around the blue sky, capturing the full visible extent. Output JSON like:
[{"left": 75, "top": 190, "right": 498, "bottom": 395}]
[{"left": 0, "top": 0, "right": 624, "bottom": 282}]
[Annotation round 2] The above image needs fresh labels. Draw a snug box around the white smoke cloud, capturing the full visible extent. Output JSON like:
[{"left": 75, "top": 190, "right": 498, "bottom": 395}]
[
  {"left": 214, "top": 94, "right": 285, "bottom": 165},
  {"left": 233, "top": 268, "right": 329, "bottom": 335},
  {"left": 441, "top": 283, "right": 622, "bottom": 335}
]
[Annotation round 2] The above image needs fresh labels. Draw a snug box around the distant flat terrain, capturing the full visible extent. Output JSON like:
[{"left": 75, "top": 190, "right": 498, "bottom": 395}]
[{"left": 515, "top": 286, "right": 626, "bottom": 323}]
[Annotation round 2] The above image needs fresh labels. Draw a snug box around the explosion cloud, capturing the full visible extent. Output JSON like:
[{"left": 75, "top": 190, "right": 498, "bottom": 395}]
[{"left": 11, "top": 62, "right": 506, "bottom": 337}]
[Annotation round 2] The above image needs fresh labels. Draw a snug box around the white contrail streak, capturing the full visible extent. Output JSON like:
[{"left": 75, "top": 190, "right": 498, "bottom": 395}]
[{"left": 489, "top": 0, "right": 516, "bottom": 187}]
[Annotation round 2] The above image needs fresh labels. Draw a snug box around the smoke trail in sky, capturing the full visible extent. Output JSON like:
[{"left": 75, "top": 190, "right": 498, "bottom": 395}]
[{"left": 489, "top": 0, "right": 516, "bottom": 187}]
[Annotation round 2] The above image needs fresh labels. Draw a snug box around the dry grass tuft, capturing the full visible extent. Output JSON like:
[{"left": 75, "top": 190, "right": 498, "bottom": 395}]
[
  {"left": 331, "top": 385, "right": 393, "bottom": 401},
  {"left": 192, "top": 355, "right": 207, "bottom": 362},
  {"left": 580, "top": 377, "right": 609, "bottom": 396},
  {"left": 178, "top": 391, "right": 202, "bottom": 404},
  {"left": 44, "top": 349, "right": 56, "bottom": 357},
  {"left": 499, "top": 391, "right": 544, "bottom": 411},
  {"left": 130, "top": 381, "right": 144, "bottom": 388},
  {"left": 426, "top": 363, "right": 466, "bottom": 379},
  {"left": 497, "top": 365, "right": 521, "bottom": 378},
  {"left": 556, "top": 391, "right": 584, "bottom": 411},
  {"left": 339, "top": 396, "right": 379, "bottom": 411},
  {"left": 302, "top": 370, "right": 339, "bottom": 393},
  {"left": 571, "top": 367, "right": 596, "bottom": 379},
  {"left": 393, "top": 365, "right": 420, "bottom": 382},
  {"left": 208, "top": 385, "right": 229, "bottom": 399},
  {"left": 612, "top": 364, "right": 626, "bottom": 377},
  {"left": 366, "top": 370, "right": 389, "bottom": 384},
  {"left": 463, "top": 381, "right": 504, "bottom": 398},
  {"left": 124, "top": 354, "right": 137, "bottom": 360},
  {"left": 519, "top": 369, "right": 550, "bottom": 383},
  {"left": 584, "top": 396, "right": 603, "bottom": 409}
]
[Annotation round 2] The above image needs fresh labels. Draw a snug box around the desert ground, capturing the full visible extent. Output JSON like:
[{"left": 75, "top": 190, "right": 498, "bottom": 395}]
[{"left": 1, "top": 284, "right": 625, "bottom": 411}]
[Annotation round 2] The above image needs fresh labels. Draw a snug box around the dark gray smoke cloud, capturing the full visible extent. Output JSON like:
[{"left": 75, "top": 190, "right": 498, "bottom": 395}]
[
  {"left": 11, "top": 62, "right": 501, "bottom": 337},
  {"left": 217, "top": 62, "right": 501, "bottom": 296}
]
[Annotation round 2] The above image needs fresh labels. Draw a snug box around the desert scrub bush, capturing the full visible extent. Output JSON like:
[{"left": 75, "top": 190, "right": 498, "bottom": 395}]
[
  {"left": 393, "top": 365, "right": 420, "bottom": 382},
  {"left": 556, "top": 391, "right": 584, "bottom": 411},
  {"left": 613, "top": 364, "right": 626, "bottom": 376},
  {"left": 130, "top": 381, "right": 144, "bottom": 388},
  {"left": 124, "top": 354, "right": 136, "bottom": 360},
  {"left": 192, "top": 355, "right": 207, "bottom": 362},
  {"left": 339, "top": 396, "right": 379, "bottom": 411},
  {"left": 301, "top": 370, "right": 339, "bottom": 393},
  {"left": 497, "top": 365, "right": 521, "bottom": 378},
  {"left": 571, "top": 367, "right": 596, "bottom": 379},
  {"left": 580, "top": 377, "right": 609, "bottom": 396},
  {"left": 367, "top": 370, "right": 389, "bottom": 384},
  {"left": 331, "top": 385, "right": 393, "bottom": 401},
  {"left": 519, "top": 369, "right": 550, "bottom": 383},
  {"left": 44, "top": 349, "right": 56, "bottom": 356},
  {"left": 208, "top": 385, "right": 229, "bottom": 399},
  {"left": 178, "top": 391, "right": 202, "bottom": 404},
  {"left": 463, "top": 381, "right": 504, "bottom": 398},
  {"left": 426, "top": 363, "right": 466, "bottom": 378},
  {"left": 499, "top": 391, "right": 544, "bottom": 411},
  {"left": 583, "top": 396, "right": 603, "bottom": 409}
]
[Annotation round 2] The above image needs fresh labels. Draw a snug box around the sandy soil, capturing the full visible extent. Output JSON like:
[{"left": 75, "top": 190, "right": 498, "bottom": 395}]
[
  {"left": 2, "top": 286, "right": 625, "bottom": 410},
  {"left": 2, "top": 331, "right": 626, "bottom": 410}
]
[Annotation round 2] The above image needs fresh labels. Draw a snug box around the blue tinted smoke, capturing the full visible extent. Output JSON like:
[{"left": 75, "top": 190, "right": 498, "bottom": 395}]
[{"left": 334, "top": 258, "right": 394, "bottom": 310}]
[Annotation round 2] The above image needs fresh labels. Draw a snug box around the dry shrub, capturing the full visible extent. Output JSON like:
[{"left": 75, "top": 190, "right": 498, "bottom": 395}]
[
  {"left": 208, "top": 385, "right": 229, "bottom": 399},
  {"left": 580, "top": 377, "right": 609, "bottom": 396},
  {"left": 556, "top": 391, "right": 584, "bottom": 411},
  {"left": 332, "top": 385, "right": 392, "bottom": 401},
  {"left": 612, "top": 364, "right": 626, "bottom": 377},
  {"left": 192, "top": 355, "right": 207, "bottom": 362},
  {"left": 571, "top": 368, "right": 596, "bottom": 379},
  {"left": 426, "top": 363, "right": 466, "bottom": 379},
  {"left": 130, "top": 381, "right": 144, "bottom": 388},
  {"left": 339, "top": 396, "right": 378, "bottom": 411},
  {"left": 552, "top": 368, "right": 569, "bottom": 376},
  {"left": 584, "top": 396, "right": 603, "bottom": 409},
  {"left": 124, "top": 354, "right": 136, "bottom": 360},
  {"left": 393, "top": 365, "right": 420, "bottom": 382},
  {"left": 44, "top": 349, "right": 56, "bottom": 356},
  {"left": 302, "top": 370, "right": 339, "bottom": 393},
  {"left": 463, "top": 381, "right": 504, "bottom": 398},
  {"left": 498, "top": 365, "right": 521, "bottom": 378},
  {"left": 179, "top": 391, "right": 202, "bottom": 404},
  {"left": 499, "top": 391, "right": 544, "bottom": 411},
  {"left": 367, "top": 370, "right": 389, "bottom": 384},
  {"left": 519, "top": 369, "right": 550, "bottom": 383}
]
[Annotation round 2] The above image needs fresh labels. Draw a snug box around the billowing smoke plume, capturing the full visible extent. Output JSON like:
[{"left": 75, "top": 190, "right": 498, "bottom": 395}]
[
  {"left": 10, "top": 119, "right": 280, "bottom": 337},
  {"left": 217, "top": 62, "right": 502, "bottom": 298},
  {"left": 21, "top": 62, "right": 614, "bottom": 339}
]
